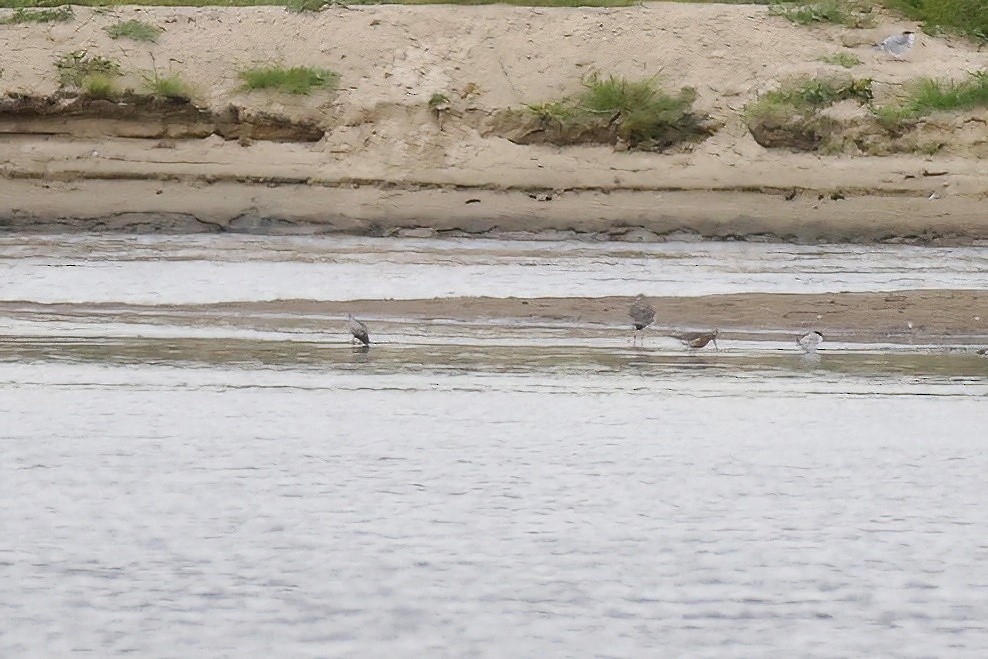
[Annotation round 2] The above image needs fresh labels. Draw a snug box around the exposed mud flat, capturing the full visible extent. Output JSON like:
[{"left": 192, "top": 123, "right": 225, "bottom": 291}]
[
  {"left": 239, "top": 290, "right": 988, "bottom": 342},
  {"left": 6, "top": 290, "right": 985, "bottom": 346}
]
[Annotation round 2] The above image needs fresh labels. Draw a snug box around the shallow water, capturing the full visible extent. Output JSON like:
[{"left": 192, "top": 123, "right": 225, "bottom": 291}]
[
  {"left": 2, "top": 234, "right": 987, "bottom": 303},
  {"left": 2, "top": 235, "right": 988, "bottom": 656}
]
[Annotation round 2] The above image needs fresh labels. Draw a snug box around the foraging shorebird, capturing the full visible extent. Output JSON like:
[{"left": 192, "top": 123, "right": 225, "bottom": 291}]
[
  {"left": 874, "top": 31, "right": 915, "bottom": 59},
  {"left": 672, "top": 330, "right": 719, "bottom": 350},
  {"left": 797, "top": 330, "right": 824, "bottom": 354},
  {"left": 629, "top": 294, "right": 656, "bottom": 346},
  {"left": 347, "top": 314, "right": 370, "bottom": 347}
]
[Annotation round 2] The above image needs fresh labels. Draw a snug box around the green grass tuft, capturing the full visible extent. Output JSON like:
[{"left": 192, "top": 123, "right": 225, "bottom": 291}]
[
  {"left": 105, "top": 19, "right": 163, "bottom": 43},
  {"left": 578, "top": 74, "right": 700, "bottom": 145},
  {"left": 744, "top": 75, "right": 874, "bottom": 151},
  {"left": 878, "top": 0, "right": 987, "bottom": 43},
  {"left": 821, "top": 52, "right": 863, "bottom": 68},
  {"left": 55, "top": 50, "right": 122, "bottom": 88},
  {"left": 748, "top": 76, "right": 873, "bottom": 116},
  {"left": 0, "top": 5, "right": 72, "bottom": 23},
  {"left": 428, "top": 92, "right": 450, "bottom": 110},
  {"left": 144, "top": 72, "right": 193, "bottom": 99},
  {"left": 284, "top": 0, "right": 325, "bottom": 10},
  {"left": 523, "top": 73, "right": 710, "bottom": 150},
  {"left": 81, "top": 74, "right": 119, "bottom": 99},
  {"left": 239, "top": 65, "right": 339, "bottom": 95},
  {"left": 879, "top": 70, "right": 988, "bottom": 120},
  {"left": 770, "top": 0, "right": 876, "bottom": 28}
]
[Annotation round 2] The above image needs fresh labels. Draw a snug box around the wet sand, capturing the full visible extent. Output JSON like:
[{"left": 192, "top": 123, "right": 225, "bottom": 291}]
[
  {"left": 3, "top": 179, "right": 988, "bottom": 245},
  {"left": 228, "top": 290, "right": 988, "bottom": 342},
  {"left": 6, "top": 289, "right": 985, "bottom": 344}
]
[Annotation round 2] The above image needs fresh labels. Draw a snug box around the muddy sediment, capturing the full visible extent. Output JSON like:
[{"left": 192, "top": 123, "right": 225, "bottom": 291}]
[{"left": 6, "top": 290, "right": 986, "bottom": 344}]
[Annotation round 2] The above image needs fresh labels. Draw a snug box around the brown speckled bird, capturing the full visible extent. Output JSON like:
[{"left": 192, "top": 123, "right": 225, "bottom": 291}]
[{"left": 672, "top": 330, "right": 719, "bottom": 350}]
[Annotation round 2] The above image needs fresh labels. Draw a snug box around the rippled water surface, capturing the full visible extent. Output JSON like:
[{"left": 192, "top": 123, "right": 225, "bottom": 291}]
[
  {"left": 2, "top": 235, "right": 987, "bottom": 656},
  {"left": 2, "top": 234, "right": 988, "bottom": 303}
]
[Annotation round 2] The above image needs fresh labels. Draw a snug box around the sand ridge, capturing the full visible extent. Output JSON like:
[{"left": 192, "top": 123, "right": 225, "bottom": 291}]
[{"left": 5, "top": 290, "right": 985, "bottom": 344}]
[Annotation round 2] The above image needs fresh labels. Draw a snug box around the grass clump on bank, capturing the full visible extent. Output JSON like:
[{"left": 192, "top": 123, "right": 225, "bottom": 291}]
[
  {"left": 745, "top": 75, "right": 874, "bottom": 150},
  {"left": 879, "top": 70, "right": 988, "bottom": 121},
  {"left": 748, "top": 76, "right": 873, "bottom": 114},
  {"left": 879, "top": 0, "right": 987, "bottom": 43},
  {"left": 144, "top": 71, "right": 193, "bottom": 99},
  {"left": 55, "top": 50, "right": 121, "bottom": 88},
  {"left": 81, "top": 74, "right": 120, "bottom": 99},
  {"left": 105, "top": 19, "right": 163, "bottom": 43},
  {"left": 0, "top": 5, "right": 72, "bottom": 23},
  {"left": 284, "top": 0, "right": 328, "bottom": 11},
  {"left": 747, "top": 71, "right": 988, "bottom": 154},
  {"left": 769, "top": 0, "right": 876, "bottom": 28},
  {"left": 239, "top": 65, "right": 338, "bottom": 95},
  {"left": 515, "top": 74, "right": 714, "bottom": 151}
]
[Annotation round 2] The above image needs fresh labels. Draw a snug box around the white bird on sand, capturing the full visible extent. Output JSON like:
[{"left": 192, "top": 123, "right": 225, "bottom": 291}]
[
  {"left": 797, "top": 330, "right": 824, "bottom": 354},
  {"left": 874, "top": 31, "right": 915, "bottom": 59},
  {"left": 347, "top": 314, "right": 370, "bottom": 347},
  {"left": 629, "top": 294, "right": 656, "bottom": 346}
]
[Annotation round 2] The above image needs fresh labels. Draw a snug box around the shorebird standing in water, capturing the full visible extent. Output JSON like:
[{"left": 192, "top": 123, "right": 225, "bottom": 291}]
[
  {"left": 629, "top": 294, "right": 656, "bottom": 346},
  {"left": 797, "top": 330, "right": 824, "bottom": 354},
  {"left": 347, "top": 314, "right": 370, "bottom": 347},
  {"left": 672, "top": 329, "right": 719, "bottom": 350},
  {"left": 874, "top": 31, "right": 915, "bottom": 59}
]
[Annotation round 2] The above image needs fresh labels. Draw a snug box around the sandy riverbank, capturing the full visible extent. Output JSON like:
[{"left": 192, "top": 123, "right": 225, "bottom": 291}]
[{"left": 1, "top": 4, "right": 987, "bottom": 240}]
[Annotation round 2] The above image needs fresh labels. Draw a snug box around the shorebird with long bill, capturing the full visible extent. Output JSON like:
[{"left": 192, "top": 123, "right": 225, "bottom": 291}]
[
  {"left": 629, "top": 294, "right": 656, "bottom": 346},
  {"left": 347, "top": 314, "right": 370, "bottom": 347},
  {"left": 672, "top": 330, "right": 719, "bottom": 350}
]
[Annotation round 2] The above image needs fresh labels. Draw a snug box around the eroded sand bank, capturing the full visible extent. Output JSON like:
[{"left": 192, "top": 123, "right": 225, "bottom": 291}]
[{"left": 1, "top": 4, "right": 987, "bottom": 240}]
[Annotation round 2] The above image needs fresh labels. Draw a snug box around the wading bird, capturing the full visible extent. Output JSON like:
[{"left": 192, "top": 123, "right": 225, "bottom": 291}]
[
  {"left": 874, "top": 31, "right": 915, "bottom": 59},
  {"left": 672, "top": 329, "right": 719, "bottom": 350},
  {"left": 347, "top": 314, "right": 370, "bottom": 347},
  {"left": 797, "top": 330, "right": 824, "bottom": 354},
  {"left": 629, "top": 294, "right": 656, "bottom": 346}
]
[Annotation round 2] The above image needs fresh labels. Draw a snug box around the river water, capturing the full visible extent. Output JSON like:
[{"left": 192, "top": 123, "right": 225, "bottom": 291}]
[{"left": 2, "top": 235, "right": 987, "bottom": 656}]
